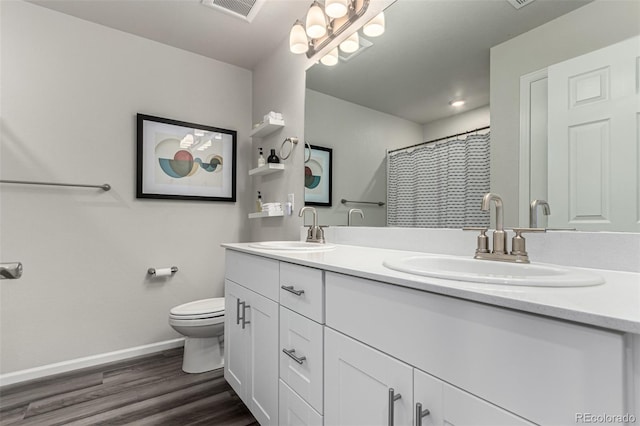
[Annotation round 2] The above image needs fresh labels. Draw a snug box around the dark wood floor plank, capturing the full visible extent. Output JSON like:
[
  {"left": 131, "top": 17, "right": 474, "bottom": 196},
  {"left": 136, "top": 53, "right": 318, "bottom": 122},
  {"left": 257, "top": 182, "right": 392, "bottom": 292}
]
[
  {"left": 63, "top": 377, "right": 229, "bottom": 426},
  {"left": 0, "top": 349, "right": 256, "bottom": 426},
  {"left": 0, "top": 405, "right": 28, "bottom": 425},
  {"left": 0, "top": 373, "right": 104, "bottom": 412}
]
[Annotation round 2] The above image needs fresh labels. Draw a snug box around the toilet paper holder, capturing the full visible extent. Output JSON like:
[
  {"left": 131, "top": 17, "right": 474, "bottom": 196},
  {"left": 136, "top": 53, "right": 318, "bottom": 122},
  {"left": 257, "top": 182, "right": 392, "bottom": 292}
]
[{"left": 147, "top": 266, "right": 179, "bottom": 276}]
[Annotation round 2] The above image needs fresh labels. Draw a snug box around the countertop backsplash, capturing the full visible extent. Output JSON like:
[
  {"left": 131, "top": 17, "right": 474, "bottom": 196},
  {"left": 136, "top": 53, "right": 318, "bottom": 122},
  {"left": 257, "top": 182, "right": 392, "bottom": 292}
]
[{"left": 299, "top": 227, "right": 640, "bottom": 273}]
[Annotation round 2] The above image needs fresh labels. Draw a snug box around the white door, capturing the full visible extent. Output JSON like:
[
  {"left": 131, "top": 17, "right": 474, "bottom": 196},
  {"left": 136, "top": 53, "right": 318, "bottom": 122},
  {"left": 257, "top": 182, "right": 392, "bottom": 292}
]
[
  {"left": 547, "top": 35, "right": 640, "bottom": 231},
  {"left": 224, "top": 279, "right": 248, "bottom": 399},
  {"left": 246, "top": 289, "right": 279, "bottom": 426},
  {"left": 324, "top": 328, "right": 413, "bottom": 426}
]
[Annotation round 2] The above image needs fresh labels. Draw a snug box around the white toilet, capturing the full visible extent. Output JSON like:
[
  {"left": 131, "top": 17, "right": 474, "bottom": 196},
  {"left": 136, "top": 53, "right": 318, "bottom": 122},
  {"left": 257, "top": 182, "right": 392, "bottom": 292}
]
[{"left": 169, "top": 298, "right": 225, "bottom": 373}]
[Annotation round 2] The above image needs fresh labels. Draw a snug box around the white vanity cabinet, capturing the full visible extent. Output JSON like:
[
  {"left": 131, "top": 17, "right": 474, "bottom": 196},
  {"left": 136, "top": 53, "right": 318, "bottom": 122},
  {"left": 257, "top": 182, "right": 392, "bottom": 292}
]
[
  {"left": 224, "top": 248, "right": 633, "bottom": 426},
  {"left": 224, "top": 251, "right": 280, "bottom": 426},
  {"left": 325, "top": 271, "right": 626, "bottom": 426}
]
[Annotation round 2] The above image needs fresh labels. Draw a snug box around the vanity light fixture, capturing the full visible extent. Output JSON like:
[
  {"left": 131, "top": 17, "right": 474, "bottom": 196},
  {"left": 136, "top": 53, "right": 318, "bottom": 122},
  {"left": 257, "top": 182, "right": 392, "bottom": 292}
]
[
  {"left": 325, "top": 0, "right": 349, "bottom": 18},
  {"left": 320, "top": 47, "right": 340, "bottom": 66},
  {"left": 339, "top": 31, "right": 359, "bottom": 53},
  {"left": 363, "top": 12, "right": 385, "bottom": 37},
  {"left": 450, "top": 99, "right": 466, "bottom": 107},
  {"left": 289, "top": 0, "right": 378, "bottom": 63},
  {"left": 305, "top": 1, "right": 327, "bottom": 39}
]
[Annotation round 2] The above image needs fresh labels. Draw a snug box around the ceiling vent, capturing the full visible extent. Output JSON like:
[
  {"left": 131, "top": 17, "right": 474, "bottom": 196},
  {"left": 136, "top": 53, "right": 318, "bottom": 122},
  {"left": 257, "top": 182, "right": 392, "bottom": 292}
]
[
  {"left": 507, "top": 0, "right": 536, "bottom": 9},
  {"left": 201, "top": 0, "right": 266, "bottom": 22}
]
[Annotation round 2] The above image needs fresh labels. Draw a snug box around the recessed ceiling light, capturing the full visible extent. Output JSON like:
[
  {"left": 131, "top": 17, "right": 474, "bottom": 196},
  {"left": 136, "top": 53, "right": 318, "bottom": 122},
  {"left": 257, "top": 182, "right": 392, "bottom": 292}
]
[{"left": 449, "top": 100, "right": 465, "bottom": 107}]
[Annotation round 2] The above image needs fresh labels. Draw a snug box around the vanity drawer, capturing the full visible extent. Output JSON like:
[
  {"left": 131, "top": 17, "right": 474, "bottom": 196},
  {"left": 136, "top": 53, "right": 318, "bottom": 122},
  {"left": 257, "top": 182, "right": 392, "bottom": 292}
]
[
  {"left": 279, "top": 306, "right": 323, "bottom": 413},
  {"left": 279, "top": 262, "right": 324, "bottom": 323},
  {"left": 325, "top": 272, "right": 625, "bottom": 426},
  {"left": 279, "top": 380, "right": 323, "bottom": 426},
  {"left": 225, "top": 250, "right": 279, "bottom": 301}
]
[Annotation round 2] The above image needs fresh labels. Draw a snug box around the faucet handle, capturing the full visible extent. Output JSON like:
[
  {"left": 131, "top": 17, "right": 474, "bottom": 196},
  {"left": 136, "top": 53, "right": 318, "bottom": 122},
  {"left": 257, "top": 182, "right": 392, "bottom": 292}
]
[
  {"left": 510, "top": 227, "right": 546, "bottom": 234},
  {"left": 509, "top": 228, "right": 545, "bottom": 257},
  {"left": 463, "top": 227, "right": 489, "bottom": 254}
]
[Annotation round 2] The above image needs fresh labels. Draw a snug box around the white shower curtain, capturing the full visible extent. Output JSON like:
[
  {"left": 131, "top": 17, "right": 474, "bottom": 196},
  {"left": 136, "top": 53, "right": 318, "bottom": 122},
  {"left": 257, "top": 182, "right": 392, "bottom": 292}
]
[{"left": 386, "top": 132, "right": 490, "bottom": 228}]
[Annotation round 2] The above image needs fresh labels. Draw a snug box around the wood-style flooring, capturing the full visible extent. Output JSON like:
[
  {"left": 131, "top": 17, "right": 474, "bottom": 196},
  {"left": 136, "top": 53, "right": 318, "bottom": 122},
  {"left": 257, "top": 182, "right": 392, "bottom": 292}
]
[{"left": 0, "top": 348, "right": 258, "bottom": 426}]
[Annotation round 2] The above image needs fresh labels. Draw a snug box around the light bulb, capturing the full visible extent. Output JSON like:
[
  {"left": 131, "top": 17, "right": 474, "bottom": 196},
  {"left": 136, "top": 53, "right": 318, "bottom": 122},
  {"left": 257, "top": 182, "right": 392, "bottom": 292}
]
[
  {"left": 363, "top": 12, "right": 385, "bottom": 37},
  {"left": 449, "top": 100, "right": 465, "bottom": 107},
  {"left": 306, "top": 2, "right": 327, "bottom": 39},
  {"left": 289, "top": 21, "right": 308, "bottom": 54},
  {"left": 325, "top": 0, "right": 348, "bottom": 18},
  {"left": 320, "top": 47, "right": 339, "bottom": 66},
  {"left": 340, "top": 31, "right": 359, "bottom": 53}
]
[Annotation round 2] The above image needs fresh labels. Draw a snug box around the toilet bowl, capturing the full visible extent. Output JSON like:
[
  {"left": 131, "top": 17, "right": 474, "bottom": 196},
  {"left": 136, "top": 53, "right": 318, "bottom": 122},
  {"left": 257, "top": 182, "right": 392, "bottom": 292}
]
[{"left": 169, "top": 298, "right": 225, "bottom": 373}]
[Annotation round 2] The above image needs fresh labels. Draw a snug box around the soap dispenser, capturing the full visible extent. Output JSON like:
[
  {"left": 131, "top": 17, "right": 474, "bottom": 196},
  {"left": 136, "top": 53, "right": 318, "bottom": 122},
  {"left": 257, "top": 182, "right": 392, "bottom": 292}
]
[
  {"left": 256, "top": 191, "right": 263, "bottom": 212},
  {"left": 257, "top": 147, "right": 266, "bottom": 167}
]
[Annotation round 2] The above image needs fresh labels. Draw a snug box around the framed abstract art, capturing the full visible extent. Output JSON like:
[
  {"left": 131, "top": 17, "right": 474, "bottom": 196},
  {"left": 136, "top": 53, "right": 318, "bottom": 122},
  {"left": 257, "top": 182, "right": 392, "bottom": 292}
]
[
  {"left": 136, "top": 114, "right": 236, "bottom": 202},
  {"left": 304, "top": 144, "right": 333, "bottom": 207}
]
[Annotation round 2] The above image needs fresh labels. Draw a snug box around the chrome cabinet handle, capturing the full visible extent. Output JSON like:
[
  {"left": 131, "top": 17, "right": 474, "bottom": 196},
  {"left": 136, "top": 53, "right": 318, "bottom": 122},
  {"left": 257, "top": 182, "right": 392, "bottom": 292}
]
[
  {"left": 241, "top": 302, "right": 250, "bottom": 329},
  {"left": 281, "top": 285, "right": 305, "bottom": 296},
  {"left": 388, "top": 388, "right": 402, "bottom": 426},
  {"left": 0, "top": 262, "right": 22, "bottom": 280},
  {"left": 282, "top": 348, "right": 307, "bottom": 364},
  {"left": 236, "top": 298, "right": 242, "bottom": 325},
  {"left": 415, "top": 402, "right": 430, "bottom": 426}
]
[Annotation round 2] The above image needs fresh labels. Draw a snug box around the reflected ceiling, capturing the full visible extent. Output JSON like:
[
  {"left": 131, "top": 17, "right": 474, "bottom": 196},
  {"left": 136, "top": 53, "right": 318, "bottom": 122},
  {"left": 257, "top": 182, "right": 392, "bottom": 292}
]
[{"left": 306, "top": 0, "right": 591, "bottom": 124}]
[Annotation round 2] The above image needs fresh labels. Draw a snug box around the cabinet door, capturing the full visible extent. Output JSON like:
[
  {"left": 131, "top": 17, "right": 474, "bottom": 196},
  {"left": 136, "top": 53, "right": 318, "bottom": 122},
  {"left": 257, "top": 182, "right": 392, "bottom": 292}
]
[
  {"left": 325, "top": 328, "right": 413, "bottom": 426},
  {"left": 413, "top": 369, "right": 534, "bottom": 426},
  {"left": 224, "top": 279, "right": 249, "bottom": 400},
  {"left": 279, "top": 379, "right": 323, "bottom": 426},
  {"left": 246, "top": 289, "right": 280, "bottom": 426}
]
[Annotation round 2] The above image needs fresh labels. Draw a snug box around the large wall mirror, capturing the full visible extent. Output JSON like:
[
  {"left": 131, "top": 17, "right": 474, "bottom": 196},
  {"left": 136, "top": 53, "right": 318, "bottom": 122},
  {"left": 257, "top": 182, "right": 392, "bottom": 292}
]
[{"left": 304, "top": 0, "right": 639, "bottom": 231}]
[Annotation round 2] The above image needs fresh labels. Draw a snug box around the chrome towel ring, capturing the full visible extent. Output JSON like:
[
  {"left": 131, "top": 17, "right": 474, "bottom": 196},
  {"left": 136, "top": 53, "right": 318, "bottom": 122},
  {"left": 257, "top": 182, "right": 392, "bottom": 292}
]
[{"left": 279, "top": 137, "right": 312, "bottom": 162}]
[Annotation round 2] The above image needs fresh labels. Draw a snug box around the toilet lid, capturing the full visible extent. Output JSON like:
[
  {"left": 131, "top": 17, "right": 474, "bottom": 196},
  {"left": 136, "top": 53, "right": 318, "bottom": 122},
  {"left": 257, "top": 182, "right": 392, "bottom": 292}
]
[{"left": 170, "top": 298, "right": 225, "bottom": 316}]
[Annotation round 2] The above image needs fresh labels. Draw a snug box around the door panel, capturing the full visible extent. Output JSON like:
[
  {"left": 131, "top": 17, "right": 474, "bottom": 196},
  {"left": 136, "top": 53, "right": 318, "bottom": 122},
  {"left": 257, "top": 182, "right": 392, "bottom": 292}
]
[{"left": 548, "top": 36, "right": 640, "bottom": 231}]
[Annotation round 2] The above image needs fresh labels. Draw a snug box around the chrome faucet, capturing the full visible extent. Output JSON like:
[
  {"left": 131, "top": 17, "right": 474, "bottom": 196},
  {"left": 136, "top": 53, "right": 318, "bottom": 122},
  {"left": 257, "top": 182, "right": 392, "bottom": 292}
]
[
  {"left": 480, "top": 193, "right": 507, "bottom": 254},
  {"left": 529, "top": 199, "right": 550, "bottom": 228},
  {"left": 347, "top": 208, "right": 364, "bottom": 226},
  {"left": 299, "top": 206, "right": 325, "bottom": 243},
  {"left": 464, "top": 193, "right": 545, "bottom": 263}
]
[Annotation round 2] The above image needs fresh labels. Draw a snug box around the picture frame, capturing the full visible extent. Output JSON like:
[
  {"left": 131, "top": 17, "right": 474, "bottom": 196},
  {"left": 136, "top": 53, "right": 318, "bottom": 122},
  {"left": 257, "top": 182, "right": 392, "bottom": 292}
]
[
  {"left": 136, "top": 114, "right": 236, "bottom": 202},
  {"left": 304, "top": 144, "right": 333, "bottom": 207}
]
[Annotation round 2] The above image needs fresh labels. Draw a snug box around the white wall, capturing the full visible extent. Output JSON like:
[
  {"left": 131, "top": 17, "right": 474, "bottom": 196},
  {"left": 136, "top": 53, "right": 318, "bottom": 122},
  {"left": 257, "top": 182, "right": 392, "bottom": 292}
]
[
  {"left": 249, "top": 36, "right": 307, "bottom": 242},
  {"left": 0, "top": 0, "right": 251, "bottom": 374},
  {"left": 248, "top": 0, "right": 390, "bottom": 240},
  {"left": 490, "top": 0, "right": 640, "bottom": 226},
  {"left": 305, "top": 89, "right": 423, "bottom": 226},
  {"left": 422, "top": 105, "right": 490, "bottom": 142}
]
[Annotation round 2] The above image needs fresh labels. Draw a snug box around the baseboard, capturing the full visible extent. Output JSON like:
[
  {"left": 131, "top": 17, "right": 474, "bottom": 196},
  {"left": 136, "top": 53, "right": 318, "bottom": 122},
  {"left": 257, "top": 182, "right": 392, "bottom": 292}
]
[{"left": 0, "top": 338, "right": 185, "bottom": 388}]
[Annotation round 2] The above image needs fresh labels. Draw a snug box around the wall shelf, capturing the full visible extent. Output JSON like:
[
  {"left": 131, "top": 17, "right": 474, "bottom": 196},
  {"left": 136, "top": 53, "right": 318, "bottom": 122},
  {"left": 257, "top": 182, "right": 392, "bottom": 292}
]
[
  {"left": 250, "top": 117, "right": 285, "bottom": 138},
  {"left": 248, "top": 211, "right": 284, "bottom": 219},
  {"left": 249, "top": 163, "right": 285, "bottom": 176}
]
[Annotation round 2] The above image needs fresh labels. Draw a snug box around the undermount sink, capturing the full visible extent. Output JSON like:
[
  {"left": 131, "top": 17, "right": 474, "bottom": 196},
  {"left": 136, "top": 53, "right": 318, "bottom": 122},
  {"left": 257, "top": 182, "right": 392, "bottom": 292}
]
[
  {"left": 382, "top": 255, "right": 604, "bottom": 287},
  {"left": 249, "top": 241, "right": 336, "bottom": 251}
]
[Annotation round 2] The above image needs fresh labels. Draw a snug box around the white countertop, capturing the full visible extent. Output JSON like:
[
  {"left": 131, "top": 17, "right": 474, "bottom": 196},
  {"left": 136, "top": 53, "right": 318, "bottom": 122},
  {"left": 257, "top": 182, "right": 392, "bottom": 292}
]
[{"left": 222, "top": 242, "right": 640, "bottom": 334}]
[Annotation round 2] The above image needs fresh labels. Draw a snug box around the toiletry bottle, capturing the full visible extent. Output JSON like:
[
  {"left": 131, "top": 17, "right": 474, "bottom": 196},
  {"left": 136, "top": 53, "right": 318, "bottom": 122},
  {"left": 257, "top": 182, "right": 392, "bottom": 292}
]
[
  {"left": 267, "top": 149, "right": 280, "bottom": 164},
  {"left": 258, "top": 147, "right": 266, "bottom": 167},
  {"left": 256, "top": 191, "right": 263, "bottom": 212}
]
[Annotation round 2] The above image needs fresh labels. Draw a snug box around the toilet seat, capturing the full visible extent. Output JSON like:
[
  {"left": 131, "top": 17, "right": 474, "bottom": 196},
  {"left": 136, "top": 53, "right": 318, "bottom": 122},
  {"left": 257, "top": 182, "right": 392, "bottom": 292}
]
[{"left": 170, "top": 298, "right": 225, "bottom": 320}]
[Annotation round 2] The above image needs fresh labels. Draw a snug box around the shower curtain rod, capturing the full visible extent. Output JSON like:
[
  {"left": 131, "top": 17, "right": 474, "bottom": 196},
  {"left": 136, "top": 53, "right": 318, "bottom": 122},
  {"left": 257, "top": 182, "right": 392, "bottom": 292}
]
[{"left": 387, "top": 125, "right": 490, "bottom": 154}]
